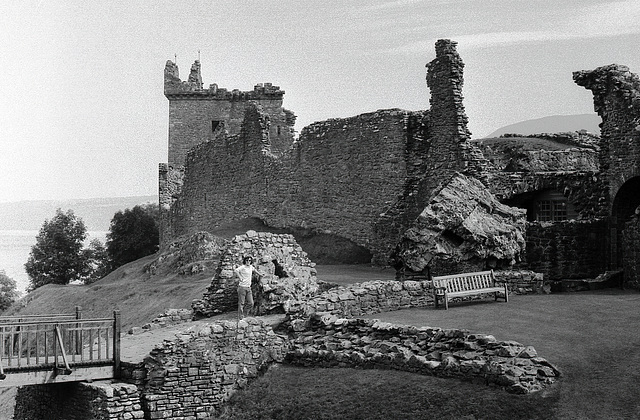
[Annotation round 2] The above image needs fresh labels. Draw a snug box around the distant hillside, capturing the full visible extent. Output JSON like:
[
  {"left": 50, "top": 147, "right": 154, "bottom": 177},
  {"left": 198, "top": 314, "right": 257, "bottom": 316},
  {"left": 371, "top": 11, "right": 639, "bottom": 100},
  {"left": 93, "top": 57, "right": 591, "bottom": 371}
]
[
  {"left": 0, "top": 195, "right": 157, "bottom": 231},
  {"left": 486, "top": 114, "right": 601, "bottom": 138}
]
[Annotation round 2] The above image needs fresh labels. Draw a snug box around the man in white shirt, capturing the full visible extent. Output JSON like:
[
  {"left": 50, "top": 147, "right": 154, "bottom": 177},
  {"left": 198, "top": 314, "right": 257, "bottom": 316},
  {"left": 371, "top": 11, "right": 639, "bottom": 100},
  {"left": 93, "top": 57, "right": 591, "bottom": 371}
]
[{"left": 234, "top": 256, "right": 262, "bottom": 319}]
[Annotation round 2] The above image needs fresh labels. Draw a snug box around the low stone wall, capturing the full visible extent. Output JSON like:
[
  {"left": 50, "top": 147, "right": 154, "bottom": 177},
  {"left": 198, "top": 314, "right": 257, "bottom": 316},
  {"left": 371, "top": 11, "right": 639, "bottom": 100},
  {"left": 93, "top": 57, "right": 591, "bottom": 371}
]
[
  {"left": 132, "top": 318, "right": 289, "bottom": 419},
  {"left": 287, "top": 270, "right": 544, "bottom": 327},
  {"left": 14, "top": 381, "right": 143, "bottom": 420},
  {"left": 286, "top": 280, "right": 433, "bottom": 324},
  {"left": 494, "top": 270, "right": 546, "bottom": 294},
  {"left": 286, "top": 314, "right": 559, "bottom": 394}
]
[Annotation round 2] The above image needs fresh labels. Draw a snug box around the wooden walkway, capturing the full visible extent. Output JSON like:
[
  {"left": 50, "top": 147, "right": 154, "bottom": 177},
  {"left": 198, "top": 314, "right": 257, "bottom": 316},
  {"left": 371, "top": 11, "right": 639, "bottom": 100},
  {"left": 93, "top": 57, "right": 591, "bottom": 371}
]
[{"left": 0, "top": 308, "right": 121, "bottom": 388}]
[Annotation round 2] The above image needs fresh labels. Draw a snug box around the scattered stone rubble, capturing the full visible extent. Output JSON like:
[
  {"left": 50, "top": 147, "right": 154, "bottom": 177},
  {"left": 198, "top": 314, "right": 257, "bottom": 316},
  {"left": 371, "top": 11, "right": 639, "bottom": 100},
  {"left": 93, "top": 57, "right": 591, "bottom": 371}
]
[{"left": 287, "top": 314, "right": 559, "bottom": 395}]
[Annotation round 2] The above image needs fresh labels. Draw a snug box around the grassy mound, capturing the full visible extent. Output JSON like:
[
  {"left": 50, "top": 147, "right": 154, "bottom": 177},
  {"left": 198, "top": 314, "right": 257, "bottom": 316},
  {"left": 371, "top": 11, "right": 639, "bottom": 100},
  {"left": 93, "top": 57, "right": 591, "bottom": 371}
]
[{"left": 4, "top": 254, "right": 212, "bottom": 330}]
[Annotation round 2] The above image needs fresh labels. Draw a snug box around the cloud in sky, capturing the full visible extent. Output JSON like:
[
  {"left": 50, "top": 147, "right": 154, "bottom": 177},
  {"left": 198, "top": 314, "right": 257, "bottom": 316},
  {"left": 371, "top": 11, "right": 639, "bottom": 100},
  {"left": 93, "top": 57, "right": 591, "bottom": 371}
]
[{"left": 373, "top": 0, "right": 640, "bottom": 54}]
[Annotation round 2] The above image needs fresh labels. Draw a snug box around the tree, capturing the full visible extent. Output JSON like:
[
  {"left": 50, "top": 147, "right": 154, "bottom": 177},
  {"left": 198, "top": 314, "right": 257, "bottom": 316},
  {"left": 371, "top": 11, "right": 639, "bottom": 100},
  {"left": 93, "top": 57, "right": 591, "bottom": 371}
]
[
  {"left": 106, "top": 204, "right": 160, "bottom": 270},
  {"left": 83, "top": 238, "right": 110, "bottom": 284},
  {"left": 0, "top": 270, "right": 19, "bottom": 312},
  {"left": 25, "top": 209, "right": 89, "bottom": 289}
]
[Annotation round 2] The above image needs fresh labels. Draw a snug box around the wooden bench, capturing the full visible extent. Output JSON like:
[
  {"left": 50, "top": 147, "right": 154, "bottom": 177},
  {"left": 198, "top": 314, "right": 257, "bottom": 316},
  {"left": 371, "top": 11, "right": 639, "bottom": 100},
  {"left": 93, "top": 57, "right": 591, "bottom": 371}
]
[{"left": 432, "top": 270, "right": 508, "bottom": 310}]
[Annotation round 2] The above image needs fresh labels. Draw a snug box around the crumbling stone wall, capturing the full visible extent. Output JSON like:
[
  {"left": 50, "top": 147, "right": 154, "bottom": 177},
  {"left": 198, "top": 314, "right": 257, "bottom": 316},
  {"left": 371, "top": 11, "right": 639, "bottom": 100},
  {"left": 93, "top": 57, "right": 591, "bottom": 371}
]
[
  {"left": 285, "top": 270, "right": 542, "bottom": 329},
  {"left": 286, "top": 314, "right": 559, "bottom": 394},
  {"left": 622, "top": 216, "right": 640, "bottom": 289},
  {"left": 192, "top": 231, "right": 318, "bottom": 318},
  {"left": 574, "top": 64, "right": 640, "bottom": 205},
  {"left": 524, "top": 219, "right": 609, "bottom": 280},
  {"left": 131, "top": 318, "right": 288, "bottom": 420},
  {"left": 14, "top": 381, "right": 143, "bottom": 420},
  {"left": 162, "top": 40, "right": 491, "bottom": 264},
  {"left": 168, "top": 105, "right": 425, "bottom": 262}
]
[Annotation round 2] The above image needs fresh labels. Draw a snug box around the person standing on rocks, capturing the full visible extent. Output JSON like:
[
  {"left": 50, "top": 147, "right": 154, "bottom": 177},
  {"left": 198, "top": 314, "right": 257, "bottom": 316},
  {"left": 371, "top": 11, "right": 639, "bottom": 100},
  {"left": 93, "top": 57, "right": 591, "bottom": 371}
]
[{"left": 234, "top": 256, "right": 263, "bottom": 319}]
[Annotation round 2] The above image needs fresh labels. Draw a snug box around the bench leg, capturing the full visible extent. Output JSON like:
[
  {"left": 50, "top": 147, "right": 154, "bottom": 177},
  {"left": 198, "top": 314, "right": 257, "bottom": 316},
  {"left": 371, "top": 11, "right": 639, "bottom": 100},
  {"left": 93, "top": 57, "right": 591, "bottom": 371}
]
[
  {"left": 444, "top": 293, "right": 449, "bottom": 310},
  {"left": 504, "top": 284, "right": 509, "bottom": 302}
]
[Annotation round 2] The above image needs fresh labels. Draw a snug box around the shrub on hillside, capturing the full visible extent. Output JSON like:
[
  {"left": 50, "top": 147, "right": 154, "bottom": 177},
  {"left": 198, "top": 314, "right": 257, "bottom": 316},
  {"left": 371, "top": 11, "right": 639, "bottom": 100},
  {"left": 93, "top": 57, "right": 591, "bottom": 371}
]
[
  {"left": 0, "top": 270, "right": 19, "bottom": 311},
  {"left": 106, "top": 204, "right": 159, "bottom": 270}
]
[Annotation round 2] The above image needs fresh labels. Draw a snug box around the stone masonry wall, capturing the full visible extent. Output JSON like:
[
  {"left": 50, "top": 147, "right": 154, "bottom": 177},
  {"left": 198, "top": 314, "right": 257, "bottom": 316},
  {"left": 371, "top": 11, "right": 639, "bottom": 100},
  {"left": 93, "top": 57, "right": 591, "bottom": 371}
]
[
  {"left": 163, "top": 40, "right": 491, "bottom": 264},
  {"left": 523, "top": 219, "right": 609, "bottom": 280},
  {"left": 168, "top": 105, "right": 420, "bottom": 263},
  {"left": 164, "top": 60, "right": 294, "bottom": 167},
  {"left": 14, "top": 381, "right": 143, "bottom": 420},
  {"left": 622, "top": 216, "right": 640, "bottom": 290},
  {"left": 192, "top": 231, "right": 318, "bottom": 318},
  {"left": 286, "top": 314, "right": 559, "bottom": 394},
  {"left": 135, "top": 318, "right": 289, "bottom": 420},
  {"left": 285, "top": 270, "right": 542, "bottom": 331},
  {"left": 574, "top": 64, "right": 640, "bottom": 206}
]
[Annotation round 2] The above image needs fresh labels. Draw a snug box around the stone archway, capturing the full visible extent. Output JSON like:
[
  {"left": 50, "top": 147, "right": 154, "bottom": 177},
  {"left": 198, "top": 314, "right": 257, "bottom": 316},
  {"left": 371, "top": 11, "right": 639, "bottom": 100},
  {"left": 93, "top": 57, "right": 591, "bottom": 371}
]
[{"left": 611, "top": 176, "right": 640, "bottom": 268}]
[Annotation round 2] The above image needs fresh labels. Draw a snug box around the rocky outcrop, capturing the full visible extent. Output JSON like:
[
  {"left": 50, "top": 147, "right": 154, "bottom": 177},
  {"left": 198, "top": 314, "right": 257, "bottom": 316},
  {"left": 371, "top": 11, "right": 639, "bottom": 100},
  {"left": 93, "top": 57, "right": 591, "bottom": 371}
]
[
  {"left": 145, "top": 231, "right": 226, "bottom": 276},
  {"left": 192, "top": 231, "right": 319, "bottom": 317},
  {"left": 394, "top": 173, "right": 526, "bottom": 275}
]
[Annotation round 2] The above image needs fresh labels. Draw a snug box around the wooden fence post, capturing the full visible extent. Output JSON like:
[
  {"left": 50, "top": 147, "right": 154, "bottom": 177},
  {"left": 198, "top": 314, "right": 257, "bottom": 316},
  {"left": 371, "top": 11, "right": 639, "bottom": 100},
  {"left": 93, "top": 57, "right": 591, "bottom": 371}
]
[
  {"left": 75, "top": 306, "right": 82, "bottom": 355},
  {"left": 113, "top": 310, "right": 121, "bottom": 379}
]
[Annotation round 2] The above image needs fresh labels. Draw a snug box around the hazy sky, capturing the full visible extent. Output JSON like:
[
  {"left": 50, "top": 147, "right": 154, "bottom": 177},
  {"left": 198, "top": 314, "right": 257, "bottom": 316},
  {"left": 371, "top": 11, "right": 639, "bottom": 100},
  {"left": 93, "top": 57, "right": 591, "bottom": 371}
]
[{"left": 1, "top": 0, "right": 639, "bottom": 203}]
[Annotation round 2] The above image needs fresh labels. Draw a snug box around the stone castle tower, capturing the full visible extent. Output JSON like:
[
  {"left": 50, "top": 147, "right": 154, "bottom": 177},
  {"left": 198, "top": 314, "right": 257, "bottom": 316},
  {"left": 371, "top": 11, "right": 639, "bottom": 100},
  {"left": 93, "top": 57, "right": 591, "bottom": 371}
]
[{"left": 163, "top": 59, "right": 296, "bottom": 166}]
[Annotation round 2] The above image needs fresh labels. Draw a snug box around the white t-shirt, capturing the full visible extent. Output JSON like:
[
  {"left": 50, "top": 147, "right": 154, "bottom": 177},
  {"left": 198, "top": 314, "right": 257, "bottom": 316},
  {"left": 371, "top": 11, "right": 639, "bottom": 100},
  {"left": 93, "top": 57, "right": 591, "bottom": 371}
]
[{"left": 235, "top": 264, "right": 254, "bottom": 288}]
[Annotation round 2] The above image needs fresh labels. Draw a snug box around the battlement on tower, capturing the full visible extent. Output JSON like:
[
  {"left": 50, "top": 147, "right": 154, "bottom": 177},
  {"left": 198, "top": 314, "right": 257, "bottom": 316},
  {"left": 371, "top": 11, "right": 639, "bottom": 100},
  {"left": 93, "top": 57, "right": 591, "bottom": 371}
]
[{"left": 164, "top": 60, "right": 285, "bottom": 100}]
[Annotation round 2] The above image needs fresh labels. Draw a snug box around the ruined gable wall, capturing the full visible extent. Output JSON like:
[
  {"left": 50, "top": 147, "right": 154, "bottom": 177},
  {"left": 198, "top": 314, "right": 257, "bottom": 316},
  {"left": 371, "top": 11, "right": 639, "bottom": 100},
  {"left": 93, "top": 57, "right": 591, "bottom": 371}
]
[
  {"left": 574, "top": 64, "right": 640, "bottom": 205},
  {"left": 374, "top": 40, "right": 488, "bottom": 263}
]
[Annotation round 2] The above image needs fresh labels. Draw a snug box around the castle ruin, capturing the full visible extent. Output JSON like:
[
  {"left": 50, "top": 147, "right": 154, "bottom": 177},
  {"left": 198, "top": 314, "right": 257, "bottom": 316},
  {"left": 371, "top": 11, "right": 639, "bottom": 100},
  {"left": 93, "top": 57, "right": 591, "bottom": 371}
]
[{"left": 159, "top": 39, "right": 640, "bottom": 288}]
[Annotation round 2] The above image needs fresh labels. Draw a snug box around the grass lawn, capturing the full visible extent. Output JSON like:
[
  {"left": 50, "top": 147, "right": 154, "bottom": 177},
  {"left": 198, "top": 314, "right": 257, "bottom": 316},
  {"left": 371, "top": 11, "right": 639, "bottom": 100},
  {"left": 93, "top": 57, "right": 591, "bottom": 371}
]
[{"left": 216, "top": 290, "right": 640, "bottom": 420}]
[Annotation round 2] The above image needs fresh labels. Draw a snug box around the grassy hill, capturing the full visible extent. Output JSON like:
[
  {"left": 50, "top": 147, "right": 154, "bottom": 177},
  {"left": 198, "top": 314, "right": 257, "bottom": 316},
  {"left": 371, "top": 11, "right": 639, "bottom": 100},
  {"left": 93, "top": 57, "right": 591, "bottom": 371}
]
[
  {"left": 4, "top": 254, "right": 211, "bottom": 331},
  {"left": 485, "top": 114, "right": 600, "bottom": 138}
]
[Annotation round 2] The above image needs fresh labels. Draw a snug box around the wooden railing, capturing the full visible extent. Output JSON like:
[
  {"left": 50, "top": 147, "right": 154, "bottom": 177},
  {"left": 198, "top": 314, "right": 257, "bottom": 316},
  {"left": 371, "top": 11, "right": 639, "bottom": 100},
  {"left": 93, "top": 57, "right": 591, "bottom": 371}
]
[{"left": 0, "top": 308, "right": 121, "bottom": 386}]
